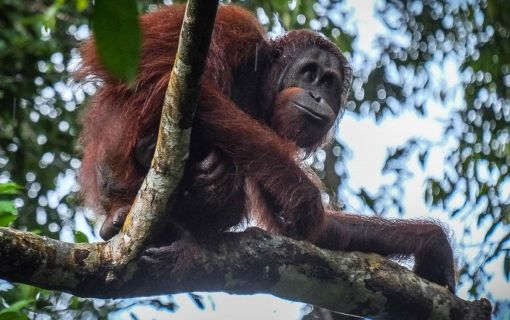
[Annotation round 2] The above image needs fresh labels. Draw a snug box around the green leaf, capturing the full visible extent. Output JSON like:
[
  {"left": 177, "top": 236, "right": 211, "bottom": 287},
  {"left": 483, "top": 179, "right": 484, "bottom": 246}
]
[
  {"left": 334, "top": 32, "right": 353, "bottom": 54},
  {"left": 92, "top": 0, "right": 141, "bottom": 83},
  {"left": 0, "top": 299, "right": 34, "bottom": 315},
  {"left": 0, "top": 312, "right": 30, "bottom": 320},
  {"left": 42, "top": 0, "right": 64, "bottom": 31},
  {"left": 75, "top": 0, "right": 89, "bottom": 12},
  {"left": 0, "top": 182, "right": 21, "bottom": 196},
  {"left": 0, "top": 200, "right": 17, "bottom": 227},
  {"left": 0, "top": 200, "right": 16, "bottom": 213},
  {"left": 0, "top": 211, "right": 17, "bottom": 227},
  {"left": 74, "top": 230, "right": 89, "bottom": 243}
]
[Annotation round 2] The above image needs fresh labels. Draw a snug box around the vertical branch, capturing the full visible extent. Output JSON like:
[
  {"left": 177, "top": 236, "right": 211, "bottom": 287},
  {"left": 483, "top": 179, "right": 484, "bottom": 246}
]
[{"left": 109, "top": 0, "right": 220, "bottom": 276}]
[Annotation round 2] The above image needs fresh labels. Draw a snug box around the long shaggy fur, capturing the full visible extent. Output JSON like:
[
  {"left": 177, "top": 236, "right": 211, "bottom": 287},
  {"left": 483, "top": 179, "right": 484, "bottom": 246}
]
[{"left": 78, "top": 4, "right": 455, "bottom": 292}]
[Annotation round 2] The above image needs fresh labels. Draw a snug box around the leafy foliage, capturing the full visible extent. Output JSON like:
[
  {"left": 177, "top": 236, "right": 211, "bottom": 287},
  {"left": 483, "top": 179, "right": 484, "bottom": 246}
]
[
  {"left": 92, "top": 0, "right": 141, "bottom": 83},
  {"left": 0, "top": 182, "right": 20, "bottom": 227},
  {"left": 367, "top": 0, "right": 510, "bottom": 298},
  {"left": 0, "top": 0, "right": 86, "bottom": 239},
  {"left": 0, "top": 0, "right": 116, "bottom": 317},
  {"left": 0, "top": 0, "right": 509, "bottom": 318}
]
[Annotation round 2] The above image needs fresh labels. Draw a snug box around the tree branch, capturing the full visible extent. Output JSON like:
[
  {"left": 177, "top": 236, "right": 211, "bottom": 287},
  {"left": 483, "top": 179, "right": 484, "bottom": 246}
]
[
  {"left": 0, "top": 227, "right": 491, "bottom": 319},
  {"left": 109, "top": 0, "right": 220, "bottom": 271}
]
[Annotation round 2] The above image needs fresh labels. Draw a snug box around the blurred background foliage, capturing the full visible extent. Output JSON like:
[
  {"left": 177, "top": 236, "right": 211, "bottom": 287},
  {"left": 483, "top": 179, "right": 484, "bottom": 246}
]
[{"left": 0, "top": 0, "right": 508, "bottom": 318}]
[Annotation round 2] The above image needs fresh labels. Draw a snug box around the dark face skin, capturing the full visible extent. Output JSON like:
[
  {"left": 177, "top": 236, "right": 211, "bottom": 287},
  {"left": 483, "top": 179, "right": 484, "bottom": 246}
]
[
  {"left": 280, "top": 48, "right": 344, "bottom": 114},
  {"left": 271, "top": 48, "right": 345, "bottom": 148}
]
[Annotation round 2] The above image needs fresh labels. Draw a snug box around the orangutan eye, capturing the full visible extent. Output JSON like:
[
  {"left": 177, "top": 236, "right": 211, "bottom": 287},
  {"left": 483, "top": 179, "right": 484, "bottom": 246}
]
[{"left": 300, "top": 63, "right": 318, "bottom": 83}]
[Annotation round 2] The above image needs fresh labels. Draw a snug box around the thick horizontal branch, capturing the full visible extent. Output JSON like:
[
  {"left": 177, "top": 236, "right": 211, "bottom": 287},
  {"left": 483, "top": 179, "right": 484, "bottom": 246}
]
[{"left": 0, "top": 227, "right": 491, "bottom": 320}]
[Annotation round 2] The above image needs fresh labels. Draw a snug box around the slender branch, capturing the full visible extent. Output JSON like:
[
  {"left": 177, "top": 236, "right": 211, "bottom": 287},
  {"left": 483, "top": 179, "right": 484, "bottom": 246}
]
[{"left": 108, "top": 0, "right": 220, "bottom": 276}]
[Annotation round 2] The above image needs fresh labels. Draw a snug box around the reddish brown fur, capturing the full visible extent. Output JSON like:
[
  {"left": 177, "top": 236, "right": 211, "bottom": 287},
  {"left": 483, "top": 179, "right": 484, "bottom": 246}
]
[
  {"left": 79, "top": 4, "right": 325, "bottom": 238},
  {"left": 79, "top": 5, "right": 277, "bottom": 216},
  {"left": 79, "top": 4, "right": 456, "bottom": 292}
]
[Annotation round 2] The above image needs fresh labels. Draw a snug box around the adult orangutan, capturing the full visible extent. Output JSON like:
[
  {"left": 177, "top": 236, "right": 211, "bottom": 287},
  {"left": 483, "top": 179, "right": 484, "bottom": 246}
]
[{"left": 78, "top": 4, "right": 455, "bottom": 292}]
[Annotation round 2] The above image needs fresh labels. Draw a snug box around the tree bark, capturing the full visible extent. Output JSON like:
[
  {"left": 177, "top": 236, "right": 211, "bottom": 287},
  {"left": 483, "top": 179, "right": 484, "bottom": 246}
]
[
  {"left": 108, "top": 0, "right": 220, "bottom": 274},
  {"left": 0, "top": 227, "right": 492, "bottom": 320}
]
